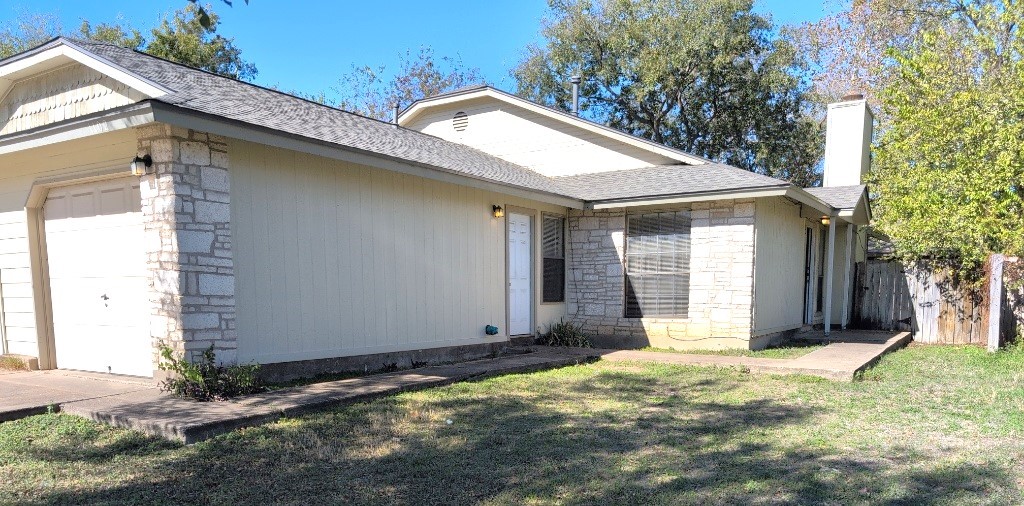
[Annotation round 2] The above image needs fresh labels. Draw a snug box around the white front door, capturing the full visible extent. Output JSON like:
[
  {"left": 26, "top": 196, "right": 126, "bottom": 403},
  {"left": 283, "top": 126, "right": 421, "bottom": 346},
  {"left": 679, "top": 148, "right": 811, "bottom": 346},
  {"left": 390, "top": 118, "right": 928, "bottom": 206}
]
[
  {"left": 43, "top": 178, "right": 152, "bottom": 377},
  {"left": 508, "top": 212, "right": 532, "bottom": 336}
]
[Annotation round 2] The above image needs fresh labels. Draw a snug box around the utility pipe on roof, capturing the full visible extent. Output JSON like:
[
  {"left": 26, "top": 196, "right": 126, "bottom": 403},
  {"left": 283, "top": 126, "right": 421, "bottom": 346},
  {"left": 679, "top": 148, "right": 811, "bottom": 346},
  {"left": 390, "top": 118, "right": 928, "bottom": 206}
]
[
  {"left": 824, "top": 218, "right": 837, "bottom": 337},
  {"left": 570, "top": 75, "right": 581, "bottom": 115}
]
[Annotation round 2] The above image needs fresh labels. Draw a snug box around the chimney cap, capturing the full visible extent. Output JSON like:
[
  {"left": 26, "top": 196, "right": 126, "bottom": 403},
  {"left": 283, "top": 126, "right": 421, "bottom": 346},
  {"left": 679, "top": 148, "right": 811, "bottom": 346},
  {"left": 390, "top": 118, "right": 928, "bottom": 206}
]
[
  {"left": 841, "top": 92, "right": 865, "bottom": 101},
  {"left": 569, "top": 75, "right": 581, "bottom": 84}
]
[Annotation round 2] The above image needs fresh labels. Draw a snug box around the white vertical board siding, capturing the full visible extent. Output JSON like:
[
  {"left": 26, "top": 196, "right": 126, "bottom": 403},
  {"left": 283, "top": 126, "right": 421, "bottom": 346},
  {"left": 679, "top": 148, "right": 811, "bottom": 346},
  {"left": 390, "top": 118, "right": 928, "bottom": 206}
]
[
  {"left": 403, "top": 98, "right": 674, "bottom": 177},
  {"left": 752, "top": 197, "right": 807, "bottom": 335},
  {"left": 230, "top": 140, "right": 567, "bottom": 364},
  {"left": 0, "top": 129, "right": 138, "bottom": 357}
]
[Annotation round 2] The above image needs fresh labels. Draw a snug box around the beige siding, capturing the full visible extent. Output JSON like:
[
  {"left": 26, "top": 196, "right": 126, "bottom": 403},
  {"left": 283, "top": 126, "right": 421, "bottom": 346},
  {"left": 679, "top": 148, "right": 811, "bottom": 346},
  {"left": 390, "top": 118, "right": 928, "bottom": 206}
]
[
  {"left": 0, "top": 64, "right": 144, "bottom": 135},
  {"left": 0, "top": 130, "right": 138, "bottom": 357},
  {"left": 230, "top": 140, "right": 567, "bottom": 364},
  {"left": 752, "top": 197, "right": 806, "bottom": 336},
  {"left": 403, "top": 97, "right": 675, "bottom": 177}
]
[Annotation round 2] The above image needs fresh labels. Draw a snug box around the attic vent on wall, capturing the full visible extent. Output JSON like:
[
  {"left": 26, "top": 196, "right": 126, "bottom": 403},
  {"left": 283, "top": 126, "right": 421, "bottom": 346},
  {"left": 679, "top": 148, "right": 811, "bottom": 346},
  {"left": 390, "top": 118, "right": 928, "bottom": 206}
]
[{"left": 452, "top": 111, "right": 469, "bottom": 132}]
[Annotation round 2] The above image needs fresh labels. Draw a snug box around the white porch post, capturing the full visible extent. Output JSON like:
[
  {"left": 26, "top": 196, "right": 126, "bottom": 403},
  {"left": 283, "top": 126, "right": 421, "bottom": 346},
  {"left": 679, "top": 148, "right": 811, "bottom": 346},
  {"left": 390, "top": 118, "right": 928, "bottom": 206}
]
[
  {"left": 841, "top": 223, "right": 854, "bottom": 329},
  {"left": 987, "top": 254, "right": 1005, "bottom": 352},
  {"left": 823, "top": 218, "right": 836, "bottom": 337}
]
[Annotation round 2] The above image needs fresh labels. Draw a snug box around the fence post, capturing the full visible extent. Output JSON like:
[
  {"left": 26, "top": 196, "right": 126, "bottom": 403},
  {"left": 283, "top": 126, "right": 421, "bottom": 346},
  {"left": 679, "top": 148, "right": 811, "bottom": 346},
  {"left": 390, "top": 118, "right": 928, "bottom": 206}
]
[{"left": 988, "top": 253, "right": 1004, "bottom": 352}]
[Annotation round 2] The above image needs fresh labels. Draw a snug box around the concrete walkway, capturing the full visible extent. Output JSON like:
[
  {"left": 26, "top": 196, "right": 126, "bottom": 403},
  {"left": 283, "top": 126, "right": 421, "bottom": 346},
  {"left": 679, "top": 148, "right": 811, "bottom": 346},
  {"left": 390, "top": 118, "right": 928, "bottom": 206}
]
[
  {"left": 0, "top": 369, "right": 154, "bottom": 422},
  {"left": 0, "top": 330, "right": 909, "bottom": 444},
  {"left": 1, "top": 349, "right": 593, "bottom": 444},
  {"left": 541, "top": 330, "right": 912, "bottom": 381}
]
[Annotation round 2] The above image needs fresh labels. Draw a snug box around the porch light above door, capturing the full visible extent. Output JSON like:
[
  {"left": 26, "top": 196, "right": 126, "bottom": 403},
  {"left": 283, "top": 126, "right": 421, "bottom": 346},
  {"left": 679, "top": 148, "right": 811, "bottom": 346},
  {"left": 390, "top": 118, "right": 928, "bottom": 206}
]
[{"left": 493, "top": 205, "right": 505, "bottom": 218}]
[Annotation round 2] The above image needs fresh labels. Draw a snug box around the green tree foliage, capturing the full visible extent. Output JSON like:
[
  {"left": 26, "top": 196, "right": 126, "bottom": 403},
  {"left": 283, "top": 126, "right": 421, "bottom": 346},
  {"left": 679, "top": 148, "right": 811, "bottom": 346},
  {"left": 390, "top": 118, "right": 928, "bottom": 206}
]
[
  {"left": 335, "top": 47, "right": 483, "bottom": 121},
  {"left": 78, "top": 20, "right": 145, "bottom": 50},
  {"left": 0, "top": 12, "right": 62, "bottom": 58},
  {"left": 188, "top": 0, "right": 246, "bottom": 30},
  {"left": 513, "top": 0, "right": 823, "bottom": 185},
  {"left": 147, "top": 4, "right": 257, "bottom": 81},
  {"left": 785, "top": 0, "right": 967, "bottom": 128},
  {"left": 871, "top": 1, "right": 1024, "bottom": 276},
  {"left": 0, "top": 5, "right": 255, "bottom": 82}
]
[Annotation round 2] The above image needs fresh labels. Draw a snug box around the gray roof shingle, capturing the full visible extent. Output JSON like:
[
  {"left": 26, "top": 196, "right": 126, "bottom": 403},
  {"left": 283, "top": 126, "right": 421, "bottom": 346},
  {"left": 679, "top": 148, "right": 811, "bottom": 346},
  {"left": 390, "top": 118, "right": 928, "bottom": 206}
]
[
  {"left": 11, "top": 38, "right": 813, "bottom": 206},
  {"left": 64, "top": 39, "right": 568, "bottom": 197},
  {"left": 803, "top": 185, "right": 866, "bottom": 210},
  {"left": 553, "top": 164, "right": 790, "bottom": 202}
]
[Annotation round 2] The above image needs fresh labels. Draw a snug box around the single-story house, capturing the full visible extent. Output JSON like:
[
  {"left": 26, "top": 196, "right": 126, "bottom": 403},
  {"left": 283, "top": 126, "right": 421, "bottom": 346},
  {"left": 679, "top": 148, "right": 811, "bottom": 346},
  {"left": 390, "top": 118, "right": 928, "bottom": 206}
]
[{"left": 0, "top": 38, "right": 870, "bottom": 379}]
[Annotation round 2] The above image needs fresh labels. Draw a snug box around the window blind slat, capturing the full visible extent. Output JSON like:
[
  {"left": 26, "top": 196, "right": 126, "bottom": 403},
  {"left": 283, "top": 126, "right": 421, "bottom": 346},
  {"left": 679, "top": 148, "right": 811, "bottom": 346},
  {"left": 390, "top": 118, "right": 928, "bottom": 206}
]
[
  {"left": 625, "top": 210, "right": 691, "bottom": 318},
  {"left": 542, "top": 215, "right": 565, "bottom": 303}
]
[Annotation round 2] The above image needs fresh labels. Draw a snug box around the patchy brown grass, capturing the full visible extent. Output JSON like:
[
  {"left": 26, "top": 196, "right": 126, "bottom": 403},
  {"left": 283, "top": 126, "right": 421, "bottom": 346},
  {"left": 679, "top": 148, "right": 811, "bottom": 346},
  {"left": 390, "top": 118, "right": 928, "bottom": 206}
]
[
  {"left": 1, "top": 345, "right": 1023, "bottom": 504},
  {"left": 640, "top": 341, "right": 825, "bottom": 359}
]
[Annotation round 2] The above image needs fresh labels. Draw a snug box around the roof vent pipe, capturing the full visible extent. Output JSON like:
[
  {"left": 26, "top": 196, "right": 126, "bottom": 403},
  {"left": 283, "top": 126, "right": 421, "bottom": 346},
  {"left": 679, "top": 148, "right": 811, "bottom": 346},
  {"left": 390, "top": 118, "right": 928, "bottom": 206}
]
[
  {"left": 570, "top": 75, "right": 581, "bottom": 115},
  {"left": 392, "top": 103, "right": 401, "bottom": 125}
]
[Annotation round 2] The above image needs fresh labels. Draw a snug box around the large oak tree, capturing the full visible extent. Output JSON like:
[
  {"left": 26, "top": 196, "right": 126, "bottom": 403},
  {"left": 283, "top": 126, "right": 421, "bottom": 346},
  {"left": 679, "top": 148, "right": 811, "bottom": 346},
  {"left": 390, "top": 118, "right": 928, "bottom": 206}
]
[{"left": 513, "top": 0, "right": 823, "bottom": 185}]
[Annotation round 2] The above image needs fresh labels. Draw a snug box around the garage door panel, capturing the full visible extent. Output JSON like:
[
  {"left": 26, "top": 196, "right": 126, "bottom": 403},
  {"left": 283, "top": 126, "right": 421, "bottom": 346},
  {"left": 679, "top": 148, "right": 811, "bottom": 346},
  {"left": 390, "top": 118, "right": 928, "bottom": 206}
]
[{"left": 44, "top": 177, "right": 151, "bottom": 377}]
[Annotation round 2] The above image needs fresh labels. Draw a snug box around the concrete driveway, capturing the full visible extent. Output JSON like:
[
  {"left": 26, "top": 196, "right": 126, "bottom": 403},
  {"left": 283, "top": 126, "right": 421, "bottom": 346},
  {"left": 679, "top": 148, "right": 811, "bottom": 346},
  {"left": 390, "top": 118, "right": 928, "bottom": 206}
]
[{"left": 0, "top": 369, "right": 155, "bottom": 421}]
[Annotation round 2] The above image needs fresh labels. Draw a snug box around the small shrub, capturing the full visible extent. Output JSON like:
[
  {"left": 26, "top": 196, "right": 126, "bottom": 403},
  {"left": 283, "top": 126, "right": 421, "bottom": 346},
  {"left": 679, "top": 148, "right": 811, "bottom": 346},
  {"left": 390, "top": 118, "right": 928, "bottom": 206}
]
[
  {"left": 0, "top": 355, "right": 28, "bottom": 371},
  {"left": 537, "top": 319, "right": 591, "bottom": 348},
  {"left": 158, "top": 344, "right": 264, "bottom": 401}
]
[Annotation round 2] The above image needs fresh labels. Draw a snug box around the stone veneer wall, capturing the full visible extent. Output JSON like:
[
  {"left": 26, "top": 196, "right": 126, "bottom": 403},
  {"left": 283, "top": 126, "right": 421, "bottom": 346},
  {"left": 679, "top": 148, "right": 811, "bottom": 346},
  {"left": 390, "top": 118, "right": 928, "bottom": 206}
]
[
  {"left": 136, "top": 124, "right": 237, "bottom": 366},
  {"left": 566, "top": 199, "right": 756, "bottom": 350}
]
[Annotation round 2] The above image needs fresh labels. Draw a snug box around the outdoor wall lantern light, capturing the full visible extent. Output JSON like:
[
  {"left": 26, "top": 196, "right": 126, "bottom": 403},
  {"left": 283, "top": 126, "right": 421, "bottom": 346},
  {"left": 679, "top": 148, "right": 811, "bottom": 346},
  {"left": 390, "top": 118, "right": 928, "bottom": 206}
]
[
  {"left": 492, "top": 205, "right": 505, "bottom": 218},
  {"left": 820, "top": 216, "right": 831, "bottom": 226},
  {"left": 130, "top": 155, "right": 153, "bottom": 176}
]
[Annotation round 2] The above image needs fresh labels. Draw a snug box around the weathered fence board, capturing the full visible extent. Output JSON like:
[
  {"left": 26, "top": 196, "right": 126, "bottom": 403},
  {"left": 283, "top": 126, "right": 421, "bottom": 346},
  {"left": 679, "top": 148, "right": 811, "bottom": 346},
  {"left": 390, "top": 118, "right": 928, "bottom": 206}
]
[
  {"left": 853, "top": 260, "right": 987, "bottom": 344},
  {"left": 853, "top": 261, "right": 914, "bottom": 332}
]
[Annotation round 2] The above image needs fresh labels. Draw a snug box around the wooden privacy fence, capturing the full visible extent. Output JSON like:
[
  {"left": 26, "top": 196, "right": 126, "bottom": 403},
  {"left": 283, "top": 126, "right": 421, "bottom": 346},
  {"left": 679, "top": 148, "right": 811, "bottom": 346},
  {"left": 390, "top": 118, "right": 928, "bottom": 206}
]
[{"left": 852, "top": 257, "right": 1015, "bottom": 347}]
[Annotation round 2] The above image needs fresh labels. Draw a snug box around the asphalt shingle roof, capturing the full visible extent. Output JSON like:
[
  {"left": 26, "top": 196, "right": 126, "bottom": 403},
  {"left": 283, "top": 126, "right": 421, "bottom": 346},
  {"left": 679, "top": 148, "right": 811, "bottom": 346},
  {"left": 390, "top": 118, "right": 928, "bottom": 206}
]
[
  {"left": 803, "top": 185, "right": 866, "bottom": 210},
  {"left": 66, "top": 39, "right": 567, "bottom": 197},
  {"left": 553, "top": 164, "right": 790, "bottom": 202},
  {"left": 12, "top": 38, "right": 811, "bottom": 205}
]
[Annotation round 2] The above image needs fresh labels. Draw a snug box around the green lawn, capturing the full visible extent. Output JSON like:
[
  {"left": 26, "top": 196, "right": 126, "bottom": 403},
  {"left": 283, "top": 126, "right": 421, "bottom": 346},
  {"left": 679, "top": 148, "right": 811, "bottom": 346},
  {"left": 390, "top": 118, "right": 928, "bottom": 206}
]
[
  {"left": 2, "top": 345, "right": 1023, "bottom": 505},
  {"left": 640, "top": 341, "right": 825, "bottom": 359}
]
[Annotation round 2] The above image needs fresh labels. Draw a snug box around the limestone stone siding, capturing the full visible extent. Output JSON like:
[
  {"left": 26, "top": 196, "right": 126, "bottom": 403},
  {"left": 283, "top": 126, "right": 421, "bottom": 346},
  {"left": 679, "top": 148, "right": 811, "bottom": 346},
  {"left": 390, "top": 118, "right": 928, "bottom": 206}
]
[
  {"left": 566, "top": 199, "right": 756, "bottom": 349},
  {"left": 137, "top": 124, "right": 237, "bottom": 365}
]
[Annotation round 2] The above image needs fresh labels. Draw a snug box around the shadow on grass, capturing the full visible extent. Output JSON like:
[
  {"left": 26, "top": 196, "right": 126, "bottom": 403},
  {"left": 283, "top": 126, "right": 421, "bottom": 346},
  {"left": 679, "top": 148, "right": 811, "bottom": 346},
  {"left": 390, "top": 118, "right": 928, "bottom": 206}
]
[{"left": 12, "top": 369, "right": 1020, "bottom": 505}]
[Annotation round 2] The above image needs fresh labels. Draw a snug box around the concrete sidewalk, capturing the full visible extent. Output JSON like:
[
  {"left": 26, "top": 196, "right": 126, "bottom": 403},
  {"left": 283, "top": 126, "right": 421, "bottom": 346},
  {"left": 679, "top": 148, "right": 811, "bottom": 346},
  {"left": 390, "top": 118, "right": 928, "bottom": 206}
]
[
  {"left": 0, "top": 369, "right": 155, "bottom": 422},
  {"left": 0, "top": 330, "right": 909, "bottom": 444},
  {"left": 6, "top": 349, "right": 594, "bottom": 444},
  {"left": 542, "top": 330, "right": 912, "bottom": 381}
]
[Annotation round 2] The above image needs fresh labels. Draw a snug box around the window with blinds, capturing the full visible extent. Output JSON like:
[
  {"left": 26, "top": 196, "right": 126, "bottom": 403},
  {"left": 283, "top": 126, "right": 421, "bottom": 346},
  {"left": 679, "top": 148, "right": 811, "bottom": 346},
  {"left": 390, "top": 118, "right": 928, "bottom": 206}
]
[
  {"left": 624, "top": 210, "right": 691, "bottom": 318},
  {"left": 542, "top": 215, "right": 565, "bottom": 302}
]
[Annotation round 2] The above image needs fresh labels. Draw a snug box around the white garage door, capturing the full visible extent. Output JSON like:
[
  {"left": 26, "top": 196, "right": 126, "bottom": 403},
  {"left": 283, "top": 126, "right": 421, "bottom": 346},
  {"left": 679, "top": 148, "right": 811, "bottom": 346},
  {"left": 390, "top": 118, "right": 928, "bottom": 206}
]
[{"left": 43, "top": 177, "right": 151, "bottom": 377}]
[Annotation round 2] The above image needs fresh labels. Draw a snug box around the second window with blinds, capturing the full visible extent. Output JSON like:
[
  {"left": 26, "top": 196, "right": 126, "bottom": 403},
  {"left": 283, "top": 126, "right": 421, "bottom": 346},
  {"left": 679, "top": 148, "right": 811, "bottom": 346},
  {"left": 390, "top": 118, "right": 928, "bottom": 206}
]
[
  {"left": 624, "top": 210, "right": 692, "bottom": 318},
  {"left": 542, "top": 215, "right": 565, "bottom": 303}
]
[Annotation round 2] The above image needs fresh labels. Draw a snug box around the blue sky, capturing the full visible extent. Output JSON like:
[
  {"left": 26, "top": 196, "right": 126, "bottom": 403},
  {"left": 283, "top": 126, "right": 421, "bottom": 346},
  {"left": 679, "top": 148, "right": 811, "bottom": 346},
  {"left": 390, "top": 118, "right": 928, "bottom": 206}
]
[{"left": 0, "top": 0, "right": 837, "bottom": 98}]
